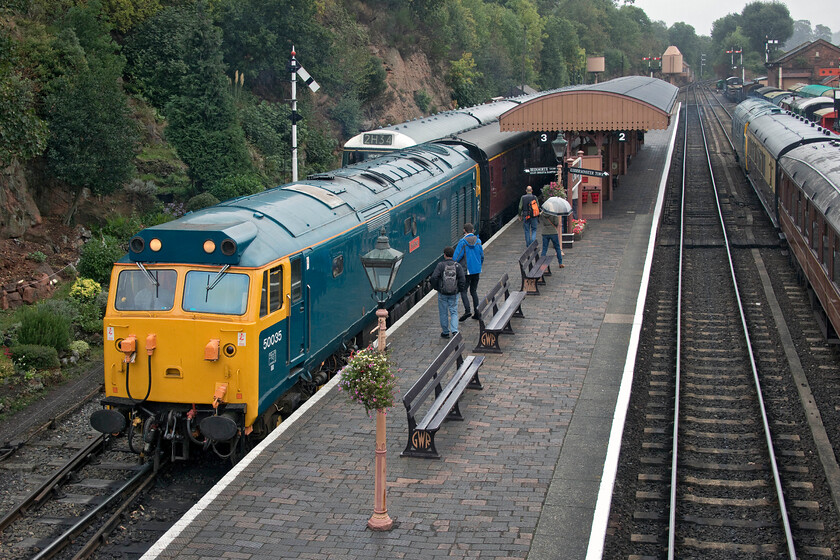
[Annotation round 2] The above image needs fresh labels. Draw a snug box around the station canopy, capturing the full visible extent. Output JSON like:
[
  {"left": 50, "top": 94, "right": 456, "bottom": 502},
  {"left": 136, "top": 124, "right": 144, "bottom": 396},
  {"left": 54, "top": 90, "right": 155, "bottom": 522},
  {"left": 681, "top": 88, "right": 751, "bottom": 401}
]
[{"left": 499, "top": 76, "right": 678, "bottom": 132}]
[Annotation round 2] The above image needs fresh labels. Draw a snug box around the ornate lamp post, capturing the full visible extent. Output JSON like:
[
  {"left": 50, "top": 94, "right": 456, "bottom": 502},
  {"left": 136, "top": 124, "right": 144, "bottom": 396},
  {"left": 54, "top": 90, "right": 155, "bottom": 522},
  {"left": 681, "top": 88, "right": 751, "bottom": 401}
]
[
  {"left": 360, "top": 228, "right": 404, "bottom": 531},
  {"left": 552, "top": 135, "right": 570, "bottom": 226}
]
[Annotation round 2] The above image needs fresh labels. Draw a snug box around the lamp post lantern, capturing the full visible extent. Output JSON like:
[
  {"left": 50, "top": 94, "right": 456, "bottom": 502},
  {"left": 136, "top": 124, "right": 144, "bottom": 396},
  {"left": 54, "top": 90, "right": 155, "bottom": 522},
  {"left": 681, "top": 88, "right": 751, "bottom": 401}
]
[
  {"left": 360, "top": 228, "right": 404, "bottom": 532},
  {"left": 551, "top": 135, "right": 570, "bottom": 228}
]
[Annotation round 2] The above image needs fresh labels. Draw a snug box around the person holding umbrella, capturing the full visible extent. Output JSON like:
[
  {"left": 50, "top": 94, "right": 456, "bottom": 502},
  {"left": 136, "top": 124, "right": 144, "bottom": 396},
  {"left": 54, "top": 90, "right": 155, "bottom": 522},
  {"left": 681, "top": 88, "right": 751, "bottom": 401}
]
[{"left": 539, "top": 196, "right": 571, "bottom": 268}]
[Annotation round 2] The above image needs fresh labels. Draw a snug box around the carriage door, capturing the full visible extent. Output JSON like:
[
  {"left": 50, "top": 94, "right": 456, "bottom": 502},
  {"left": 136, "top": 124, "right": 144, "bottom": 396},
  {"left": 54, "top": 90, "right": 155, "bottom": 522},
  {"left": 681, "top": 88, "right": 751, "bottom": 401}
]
[{"left": 287, "top": 252, "right": 308, "bottom": 366}]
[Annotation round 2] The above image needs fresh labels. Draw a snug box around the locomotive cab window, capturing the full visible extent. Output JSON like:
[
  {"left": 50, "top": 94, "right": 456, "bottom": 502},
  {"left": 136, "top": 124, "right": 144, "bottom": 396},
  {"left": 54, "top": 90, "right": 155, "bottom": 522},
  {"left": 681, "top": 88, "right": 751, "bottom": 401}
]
[
  {"left": 332, "top": 255, "right": 344, "bottom": 278},
  {"left": 259, "top": 266, "right": 283, "bottom": 318},
  {"left": 183, "top": 270, "right": 249, "bottom": 315},
  {"left": 291, "top": 257, "right": 303, "bottom": 302},
  {"left": 115, "top": 269, "right": 177, "bottom": 311}
]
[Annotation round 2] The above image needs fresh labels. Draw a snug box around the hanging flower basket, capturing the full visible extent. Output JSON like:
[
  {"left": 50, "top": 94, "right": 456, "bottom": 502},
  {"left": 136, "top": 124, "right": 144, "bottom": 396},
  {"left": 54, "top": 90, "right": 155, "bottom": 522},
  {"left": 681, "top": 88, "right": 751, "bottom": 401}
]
[
  {"left": 540, "top": 181, "right": 566, "bottom": 202},
  {"left": 572, "top": 218, "right": 587, "bottom": 240},
  {"left": 338, "top": 346, "right": 398, "bottom": 414}
]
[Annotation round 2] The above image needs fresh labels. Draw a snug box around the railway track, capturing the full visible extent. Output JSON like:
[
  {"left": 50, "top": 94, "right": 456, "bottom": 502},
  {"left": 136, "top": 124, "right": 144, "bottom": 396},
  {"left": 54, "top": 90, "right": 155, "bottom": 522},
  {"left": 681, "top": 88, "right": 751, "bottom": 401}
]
[
  {"left": 603, "top": 86, "right": 839, "bottom": 558},
  {"left": 0, "top": 423, "right": 159, "bottom": 560}
]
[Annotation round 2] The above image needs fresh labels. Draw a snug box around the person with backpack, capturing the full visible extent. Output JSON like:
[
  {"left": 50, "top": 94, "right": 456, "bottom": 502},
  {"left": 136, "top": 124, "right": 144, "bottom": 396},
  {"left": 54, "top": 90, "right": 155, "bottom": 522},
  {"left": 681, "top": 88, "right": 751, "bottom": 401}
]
[
  {"left": 430, "top": 246, "right": 466, "bottom": 339},
  {"left": 518, "top": 185, "right": 540, "bottom": 247},
  {"left": 452, "top": 223, "right": 484, "bottom": 321}
]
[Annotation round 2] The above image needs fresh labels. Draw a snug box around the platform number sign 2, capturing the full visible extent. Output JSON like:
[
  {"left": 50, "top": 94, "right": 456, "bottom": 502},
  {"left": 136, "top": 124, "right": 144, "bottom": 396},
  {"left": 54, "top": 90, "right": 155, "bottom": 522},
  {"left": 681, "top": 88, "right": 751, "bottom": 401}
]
[{"left": 617, "top": 131, "right": 627, "bottom": 142}]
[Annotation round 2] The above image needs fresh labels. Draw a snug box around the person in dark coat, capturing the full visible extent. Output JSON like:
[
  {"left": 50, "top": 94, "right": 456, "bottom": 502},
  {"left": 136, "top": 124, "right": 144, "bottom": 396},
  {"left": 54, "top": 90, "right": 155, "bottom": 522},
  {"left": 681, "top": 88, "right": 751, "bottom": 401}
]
[
  {"left": 429, "top": 246, "right": 466, "bottom": 338},
  {"left": 452, "top": 223, "right": 484, "bottom": 320},
  {"left": 518, "top": 185, "right": 539, "bottom": 247}
]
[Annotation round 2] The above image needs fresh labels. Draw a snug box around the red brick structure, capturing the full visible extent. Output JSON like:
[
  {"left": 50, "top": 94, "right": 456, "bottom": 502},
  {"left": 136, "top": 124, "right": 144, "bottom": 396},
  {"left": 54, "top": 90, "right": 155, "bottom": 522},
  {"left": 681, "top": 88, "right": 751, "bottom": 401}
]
[{"left": 766, "top": 39, "right": 840, "bottom": 89}]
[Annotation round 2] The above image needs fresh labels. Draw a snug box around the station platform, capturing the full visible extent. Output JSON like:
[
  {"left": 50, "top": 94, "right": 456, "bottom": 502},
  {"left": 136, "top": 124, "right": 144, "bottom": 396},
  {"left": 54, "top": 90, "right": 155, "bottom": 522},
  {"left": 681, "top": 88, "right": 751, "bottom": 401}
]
[{"left": 142, "top": 120, "right": 677, "bottom": 560}]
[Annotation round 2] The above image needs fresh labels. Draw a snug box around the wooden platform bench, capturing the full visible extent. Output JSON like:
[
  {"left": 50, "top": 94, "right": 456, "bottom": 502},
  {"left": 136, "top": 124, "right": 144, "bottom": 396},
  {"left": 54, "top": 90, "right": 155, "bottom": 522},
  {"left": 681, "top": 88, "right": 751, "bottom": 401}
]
[
  {"left": 519, "top": 240, "right": 552, "bottom": 295},
  {"left": 473, "top": 272, "right": 526, "bottom": 354},
  {"left": 400, "top": 332, "right": 484, "bottom": 459}
]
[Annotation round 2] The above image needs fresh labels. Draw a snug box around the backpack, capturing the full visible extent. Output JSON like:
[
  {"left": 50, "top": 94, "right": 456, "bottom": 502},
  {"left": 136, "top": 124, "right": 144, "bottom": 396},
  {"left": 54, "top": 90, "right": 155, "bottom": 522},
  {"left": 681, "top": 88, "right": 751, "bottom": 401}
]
[
  {"left": 440, "top": 261, "right": 458, "bottom": 295},
  {"left": 530, "top": 198, "right": 541, "bottom": 218}
]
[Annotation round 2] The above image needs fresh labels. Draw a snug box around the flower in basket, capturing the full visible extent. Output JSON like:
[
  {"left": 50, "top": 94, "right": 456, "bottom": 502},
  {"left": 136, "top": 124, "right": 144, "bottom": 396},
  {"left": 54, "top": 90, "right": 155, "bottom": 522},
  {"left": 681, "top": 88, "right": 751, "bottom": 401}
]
[
  {"left": 540, "top": 181, "right": 566, "bottom": 202},
  {"left": 571, "top": 218, "right": 587, "bottom": 234},
  {"left": 337, "top": 346, "right": 398, "bottom": 414}
]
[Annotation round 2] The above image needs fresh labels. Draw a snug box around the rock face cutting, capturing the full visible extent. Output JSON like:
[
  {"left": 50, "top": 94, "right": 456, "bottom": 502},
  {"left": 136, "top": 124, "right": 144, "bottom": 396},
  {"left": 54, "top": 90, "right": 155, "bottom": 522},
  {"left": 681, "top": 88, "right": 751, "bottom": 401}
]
[{"left": 0, "top": 159, "right": 42, "bottom": 239}]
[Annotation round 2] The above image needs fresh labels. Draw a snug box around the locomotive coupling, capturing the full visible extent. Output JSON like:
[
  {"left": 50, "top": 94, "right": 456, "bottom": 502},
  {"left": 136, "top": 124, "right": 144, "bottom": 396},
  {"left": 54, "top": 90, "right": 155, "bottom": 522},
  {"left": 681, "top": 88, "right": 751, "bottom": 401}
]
[{"left": 119, "top": 334, "right": 137, "bottom": 363}]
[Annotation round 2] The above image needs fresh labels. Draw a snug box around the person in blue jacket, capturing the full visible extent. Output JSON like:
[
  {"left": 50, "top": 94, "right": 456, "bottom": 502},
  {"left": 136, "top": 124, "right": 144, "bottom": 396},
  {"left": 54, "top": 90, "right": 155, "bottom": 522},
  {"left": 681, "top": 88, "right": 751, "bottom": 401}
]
[{"left": 452, "top": 223, "right": 484, "bottom": 321}]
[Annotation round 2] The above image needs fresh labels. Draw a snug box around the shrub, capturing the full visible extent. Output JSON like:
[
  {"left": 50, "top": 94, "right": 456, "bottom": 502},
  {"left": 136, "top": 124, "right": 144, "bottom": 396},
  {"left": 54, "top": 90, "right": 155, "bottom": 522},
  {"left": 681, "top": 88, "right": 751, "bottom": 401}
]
[
  {"left": 185, "top": 192, "right": 220, "bottom": 213},
  {"left": 68, "top": 340, "right": 90, "bottom": 357},
  {"left": 69, "top": 278, "right": 101, "bottom": 304},
  {"left": 414, "top": 90, "right": 432, "bottom": 114},
  {"left": 27, "top": 251, "right": 47, "bottom": 263},
  {"left": 10, "top": 344, "right": 60, "bottom": 370},
  {"left": 78, "top": 236, "right": 125, "bottom": 285},
  {"left": 34, "top": 299, "right": 80, "bottom": 325},
  {"left": 95, "top": 214, "right": 144, "bottom": 241},
  {"left": 17, "top": 306, "right": 71, "bottom": 352},
  {"left": 208, "top": 173, "right": 264, "bottom": 202}
]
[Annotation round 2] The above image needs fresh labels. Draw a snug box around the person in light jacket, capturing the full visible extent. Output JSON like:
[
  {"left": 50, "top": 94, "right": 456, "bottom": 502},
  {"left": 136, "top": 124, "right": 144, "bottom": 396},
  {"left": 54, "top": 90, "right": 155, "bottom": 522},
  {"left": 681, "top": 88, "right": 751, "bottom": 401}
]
[{"left": 452, "top": 223, "right": 484, "bottom": 320}]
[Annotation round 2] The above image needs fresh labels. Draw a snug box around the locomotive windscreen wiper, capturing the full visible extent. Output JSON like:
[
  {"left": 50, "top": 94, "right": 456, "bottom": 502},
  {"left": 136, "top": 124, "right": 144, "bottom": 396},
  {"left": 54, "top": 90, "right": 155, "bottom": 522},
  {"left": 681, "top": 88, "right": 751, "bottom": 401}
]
[
  {"left": 136, "top": 262, "right": 159, "bottom": 287},
  {"left": 205, "top": 264, "right": 230, "bottom": 301}
]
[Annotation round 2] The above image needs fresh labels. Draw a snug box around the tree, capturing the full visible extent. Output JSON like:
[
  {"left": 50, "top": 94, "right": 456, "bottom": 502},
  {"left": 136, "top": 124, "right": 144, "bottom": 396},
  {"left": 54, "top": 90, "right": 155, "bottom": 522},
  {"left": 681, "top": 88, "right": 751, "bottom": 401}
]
[
  {"left": 740, "top": 1, "right": 792, "bottom": 53},
  {"left": 447, "top": 52, "right": 483, "bottom": 107},
  {"left": 40, "top": 3, "right": 139, "bottom": 224},
  {"left": 668, "top": 23, "right": 699, "bottom": 70}
]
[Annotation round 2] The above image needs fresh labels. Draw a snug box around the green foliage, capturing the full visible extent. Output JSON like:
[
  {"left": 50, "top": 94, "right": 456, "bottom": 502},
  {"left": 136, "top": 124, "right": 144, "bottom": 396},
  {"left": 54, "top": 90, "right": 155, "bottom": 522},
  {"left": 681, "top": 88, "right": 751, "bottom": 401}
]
[
  {"left": 330, "top": 94, "right": 362, "bottom": 138},
  {"left": 447, "top": 52, "right": 483, "bottom": 108},
  {"left": 34, "top": 298, "right": 80, "bottom": 326},
  {"left": 94, "top": 214, "right": 144, "bottom": 242},
  {"left": 68, "top": 339, "right": 90, "bottom": 357},
  {"left": 10, "top": 344, "right": 60, "bottom": 371},
  {"left": 208, "top": 173, "right": 264, "bottom": 202},
  {"left": 414, "top": 90, "right": 432, "bottom": 113},
  {"left": 27, "top": 251, "right": 46, "bottom": 263},
  {"left": 185, "top": 192, "right": 220, "bottom": 213},
  {"left": 740, "top": 1, "right": 793, "bottom": 52},
  {"left": 0, "top": 62, "right": 49, "bottom": 166},
  {"left": 78, "top": 236, "right": 125, "bottom": 285},
  {"left": 17, "top": 307, "right": 71, "bottom": 352},
  {"left": 69, "top": 278, "right": 102, "bottom": 304},
  {"left": 101, "top": 0, "right": 163, "bottom": 33},
  {"left": 358, "top": 56, "right": 387, "bottom": 105},
  {"left": 42, "top": 6, "right": 140, "bottom": 222},
  {"left": 338, "top": 346, "right": 398, "bottom": 413}
]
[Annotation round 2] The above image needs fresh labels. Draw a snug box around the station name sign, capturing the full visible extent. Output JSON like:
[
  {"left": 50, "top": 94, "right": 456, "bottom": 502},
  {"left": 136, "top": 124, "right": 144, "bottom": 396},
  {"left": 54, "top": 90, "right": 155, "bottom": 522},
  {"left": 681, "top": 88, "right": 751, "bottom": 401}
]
[{"left": 567, "top": 167, "right": 609, "bottom": 178}]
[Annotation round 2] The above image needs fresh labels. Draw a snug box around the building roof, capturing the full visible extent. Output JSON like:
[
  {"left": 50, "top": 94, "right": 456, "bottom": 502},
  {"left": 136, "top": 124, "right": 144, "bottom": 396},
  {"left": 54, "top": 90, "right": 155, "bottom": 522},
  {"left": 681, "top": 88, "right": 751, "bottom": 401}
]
[
  {"left": 769, "top": 39, "right": 840, "bottom": 66},
  {"left": 498, "top": 76, "right": 678, "bottom": 132}
]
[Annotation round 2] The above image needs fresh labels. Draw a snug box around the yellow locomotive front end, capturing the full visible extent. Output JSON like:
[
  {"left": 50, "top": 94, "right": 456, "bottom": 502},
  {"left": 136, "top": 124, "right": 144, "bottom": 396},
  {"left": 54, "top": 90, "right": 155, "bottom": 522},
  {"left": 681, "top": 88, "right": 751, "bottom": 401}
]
[{"left": 94, "top": 262, "right": 263, "bottom": 460}]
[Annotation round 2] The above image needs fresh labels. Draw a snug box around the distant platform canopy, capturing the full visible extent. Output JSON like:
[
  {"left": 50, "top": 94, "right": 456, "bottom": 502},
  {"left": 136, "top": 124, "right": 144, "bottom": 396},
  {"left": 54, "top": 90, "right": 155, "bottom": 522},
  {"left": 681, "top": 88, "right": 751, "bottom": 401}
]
[{"left": 499, "top": 76, "right": 678, "bottom": 132}]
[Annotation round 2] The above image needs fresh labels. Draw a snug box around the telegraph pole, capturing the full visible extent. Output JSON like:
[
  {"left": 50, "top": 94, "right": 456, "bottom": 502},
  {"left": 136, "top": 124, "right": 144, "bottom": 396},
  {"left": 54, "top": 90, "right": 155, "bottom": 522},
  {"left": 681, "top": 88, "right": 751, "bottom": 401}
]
[{"left": 288, "top": 47, "right": 319, "bottom": 182}]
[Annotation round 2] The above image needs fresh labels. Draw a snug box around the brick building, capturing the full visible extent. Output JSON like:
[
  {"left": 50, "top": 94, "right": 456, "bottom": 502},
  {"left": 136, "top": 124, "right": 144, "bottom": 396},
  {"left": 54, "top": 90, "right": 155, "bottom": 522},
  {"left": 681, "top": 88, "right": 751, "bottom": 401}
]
[{"left": 766, "top": 39, "right": 840, "bottom": 89}]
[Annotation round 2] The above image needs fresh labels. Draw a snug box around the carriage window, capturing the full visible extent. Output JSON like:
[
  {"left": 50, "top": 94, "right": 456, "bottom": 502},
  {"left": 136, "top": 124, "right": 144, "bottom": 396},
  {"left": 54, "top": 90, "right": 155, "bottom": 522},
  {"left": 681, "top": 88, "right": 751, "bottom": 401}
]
[
  {"left": 812, "top": 219, "right": 819, "bottom": 252},
  {"left": 404, "top": 217, "right": 412, "bottom": 235},
  {"left": 822, "top": 232, "right": 829, "bottom": 266},
  {"left": 183, "top": 271, "right": 249, "bottom": 315},
  {"left": 332, "top": 255, "right": 344, "bottom": 278},
  {"left": 291, "top": 258, "right": 302, "bottom": 301},
  {"left": 115, "top": 269, "right": 177, "bottom": 311},
  {"left": 260, "top": 271, "right": 268, "bottom": 317},
  {"left": 834, "top": 242, "right": 840, "bottom": 285}
]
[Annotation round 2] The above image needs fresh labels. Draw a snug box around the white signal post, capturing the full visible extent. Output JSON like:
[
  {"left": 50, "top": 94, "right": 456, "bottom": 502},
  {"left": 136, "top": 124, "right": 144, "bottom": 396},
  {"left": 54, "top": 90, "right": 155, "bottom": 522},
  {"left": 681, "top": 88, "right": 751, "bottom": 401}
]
[{"left": 289, "top": 47, "right": 320, "bottom": 183}]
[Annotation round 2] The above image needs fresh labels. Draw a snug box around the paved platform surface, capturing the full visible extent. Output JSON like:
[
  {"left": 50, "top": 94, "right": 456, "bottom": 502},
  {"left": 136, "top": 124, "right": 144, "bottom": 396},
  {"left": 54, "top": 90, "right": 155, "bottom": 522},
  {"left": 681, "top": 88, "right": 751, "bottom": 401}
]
[{"left": 143, "top": 123, "right": 676, "bottom": 560}]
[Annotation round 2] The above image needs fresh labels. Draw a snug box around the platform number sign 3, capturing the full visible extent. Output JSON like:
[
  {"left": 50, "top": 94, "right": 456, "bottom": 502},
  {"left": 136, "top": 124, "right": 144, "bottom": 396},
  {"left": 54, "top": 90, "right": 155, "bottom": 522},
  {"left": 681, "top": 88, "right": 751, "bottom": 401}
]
[{"left": 539, "top": 132, "right": 550, "bottom": 143}]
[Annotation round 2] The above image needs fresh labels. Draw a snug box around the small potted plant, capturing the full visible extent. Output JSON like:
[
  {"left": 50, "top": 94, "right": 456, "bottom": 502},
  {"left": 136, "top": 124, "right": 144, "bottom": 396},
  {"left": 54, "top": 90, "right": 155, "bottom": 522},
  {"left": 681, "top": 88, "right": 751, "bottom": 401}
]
[
  {"left": 337, "top": 346, "right": 398, "bottom": 415},
  {"left": 572, "top": 218, "right": 587, "bottom": 239}
]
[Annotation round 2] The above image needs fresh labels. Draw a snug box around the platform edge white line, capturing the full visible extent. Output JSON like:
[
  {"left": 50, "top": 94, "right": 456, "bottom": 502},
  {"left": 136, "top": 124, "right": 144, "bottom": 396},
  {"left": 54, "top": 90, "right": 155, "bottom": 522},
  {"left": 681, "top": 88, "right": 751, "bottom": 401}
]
[{"left": 585, "top": 105, "right": 682, "bottom": 560}]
